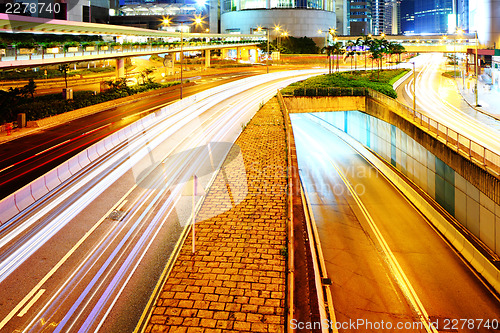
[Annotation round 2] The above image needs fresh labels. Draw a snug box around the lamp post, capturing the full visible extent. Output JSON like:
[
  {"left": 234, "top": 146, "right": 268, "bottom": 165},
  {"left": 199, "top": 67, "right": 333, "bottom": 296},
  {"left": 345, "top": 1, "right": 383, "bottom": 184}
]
[
  {"left": 411, "top": 61, "right": 416, "bottom": 111},
  {"left": 180, "top": 22, "right": 184, "bottom": 99},
  {"left": 452, "top": 28, "right": 463, "bottom": 79},
  {"left": 474, "top": 30, "right": 480, "bottom": 107},
  {"left": 164, "top": 15, "right": 204, "bottom": 100}
]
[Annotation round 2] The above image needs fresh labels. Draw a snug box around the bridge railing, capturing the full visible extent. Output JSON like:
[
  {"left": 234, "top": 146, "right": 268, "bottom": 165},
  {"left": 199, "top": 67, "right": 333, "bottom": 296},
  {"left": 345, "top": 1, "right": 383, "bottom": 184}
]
[
  {"left": 368, "top": 89, "right": 500, "bottom": 176},
  {"left": 0, "top": 42, "right": 261, "bottom": 62}
]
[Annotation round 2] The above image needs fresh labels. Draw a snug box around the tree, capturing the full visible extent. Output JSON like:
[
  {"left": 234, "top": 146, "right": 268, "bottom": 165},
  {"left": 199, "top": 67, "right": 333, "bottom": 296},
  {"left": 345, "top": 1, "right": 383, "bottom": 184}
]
[
  {"left": 140, "top": 67, "right": 155, "bottom": 84},
  {"left": 24, "top": 78, "right": 36, "bottom": 99},
  {"left": 104, "top": 78, "right": 128, "bottom": 90},
  {"left": 356, "top": 34, "right": 372, "bottom": 71},
  {"left": 331, "top": 42, "right": 345, "bottom": 72},
  {"left": 369, "top": 39, "right": 384, "bottom": 78},
  {"left": 345, "top": 40, "right": 359, "bottom": 73},
  {"left": 321, "top": 45, "right": 333, "bottom": 74},
  {"left": 58, "top": 63, "right": 70, "bottom": 88},
  {"left": 392, "top": 43, "right": 406, "bottom": 63}
]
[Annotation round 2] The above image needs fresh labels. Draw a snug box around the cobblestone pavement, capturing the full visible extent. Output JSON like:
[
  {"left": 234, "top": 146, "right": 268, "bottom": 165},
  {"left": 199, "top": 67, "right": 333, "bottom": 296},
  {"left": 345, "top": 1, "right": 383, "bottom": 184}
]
[{"left": 146, "top": 98, "right": 289, "bottom": 333}]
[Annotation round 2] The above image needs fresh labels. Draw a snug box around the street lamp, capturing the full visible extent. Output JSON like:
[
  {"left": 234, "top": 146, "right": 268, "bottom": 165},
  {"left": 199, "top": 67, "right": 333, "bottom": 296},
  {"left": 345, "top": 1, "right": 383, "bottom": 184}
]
[
  {"left": 274, "top": 25, "right": 281, "bottom": 50},
  {"left": 474, "top": 30, "right": 480, "bottom": 107},
  {"left": 453, "top": 28, "right": 464, "bottom": 79},
  {"left": 163, "top": 15, "right": 205, "bottom": 100},
  {"left": 410, "top": 61, "right": 416, "bottom": 111},
  {"left": 257, "top": 26, "right": 270, "bottom": 73}
]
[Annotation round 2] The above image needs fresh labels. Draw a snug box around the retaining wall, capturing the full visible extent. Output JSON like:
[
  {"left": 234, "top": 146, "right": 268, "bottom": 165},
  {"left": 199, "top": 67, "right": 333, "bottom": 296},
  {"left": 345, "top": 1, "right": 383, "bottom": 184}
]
[{"left": 314, "top": 110, "right": 500, "bottom": 258}]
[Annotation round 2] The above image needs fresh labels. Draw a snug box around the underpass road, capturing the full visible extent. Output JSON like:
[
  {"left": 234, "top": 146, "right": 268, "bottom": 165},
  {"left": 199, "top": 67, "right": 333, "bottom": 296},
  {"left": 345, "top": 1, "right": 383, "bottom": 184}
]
[{"left": 291, "top": 113, "right": 500, "bottom": 332}]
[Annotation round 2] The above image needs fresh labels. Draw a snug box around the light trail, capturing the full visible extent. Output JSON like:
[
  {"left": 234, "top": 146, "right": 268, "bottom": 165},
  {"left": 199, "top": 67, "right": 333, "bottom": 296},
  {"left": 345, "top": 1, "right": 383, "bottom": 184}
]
[
  {"left": 403, "top": 53, "right": 500, "bottom": 154},
  {"left": 0, "top": 69, "right": 325, "bottom": 332}
]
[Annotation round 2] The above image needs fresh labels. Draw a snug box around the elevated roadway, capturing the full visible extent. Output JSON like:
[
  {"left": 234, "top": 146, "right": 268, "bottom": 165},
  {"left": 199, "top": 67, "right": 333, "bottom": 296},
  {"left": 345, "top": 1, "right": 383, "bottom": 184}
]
[
  {"left": 0, "top": 70, "right": 262, "bottom": 199},
  {"left": 0, "top": 42, "right": 261, "bottom": 69},
  {"left": 0, "top": 13, "right": 263, "bottom": 69},
  {"left": 0, "top": 69, "right": 325, "bottom": 332},
  {"left": 336, "top": 34, "right": 477, "bottom": 53}
]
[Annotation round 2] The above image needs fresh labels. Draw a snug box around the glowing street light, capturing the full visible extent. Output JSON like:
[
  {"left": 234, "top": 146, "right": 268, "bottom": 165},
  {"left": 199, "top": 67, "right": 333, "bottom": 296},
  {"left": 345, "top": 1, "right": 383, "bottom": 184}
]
[
  {"left": 474, "top": 30, "right": 480, "bottom": 107},
  {"left": 163, "top": 15, "right": 205, "bottom": 99}
]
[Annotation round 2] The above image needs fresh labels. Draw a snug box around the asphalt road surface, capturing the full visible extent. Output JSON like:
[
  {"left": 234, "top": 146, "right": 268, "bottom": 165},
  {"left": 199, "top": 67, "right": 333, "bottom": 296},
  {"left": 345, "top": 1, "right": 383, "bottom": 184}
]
[{"left": 0, "top": 70, "right": 324, "bottom": 332}]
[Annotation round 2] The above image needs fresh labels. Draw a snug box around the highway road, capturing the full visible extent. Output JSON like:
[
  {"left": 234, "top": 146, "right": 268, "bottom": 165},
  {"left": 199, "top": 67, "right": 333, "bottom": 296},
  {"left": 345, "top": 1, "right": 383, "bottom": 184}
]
[
  {"left": 0, "top": 71, "right": 262, "bottom": 200},
  {"left": 291, "top": 113, "right": 500, "bottom": 332},
  {"left": 0, "top": 69, "right": 324, "bottom": 332},
  {"left": 397, "top": 53, "right": 500, "bottom": 154}
]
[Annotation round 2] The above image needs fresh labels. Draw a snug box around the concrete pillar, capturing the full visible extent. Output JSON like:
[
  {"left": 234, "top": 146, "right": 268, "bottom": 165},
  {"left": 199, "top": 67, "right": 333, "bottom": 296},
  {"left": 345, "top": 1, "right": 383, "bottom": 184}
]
[
  {"left": 116, "top": 57, "right": 125, "bottom": 78},
  {"left": 236, "top": 47, "right": 240, "bottom": 62},
  {"left": 205, "top": 49, "right": 211, "bottom": 68},
  {"left": 164, "top": 53, "right": 175, "bottom": 76}
]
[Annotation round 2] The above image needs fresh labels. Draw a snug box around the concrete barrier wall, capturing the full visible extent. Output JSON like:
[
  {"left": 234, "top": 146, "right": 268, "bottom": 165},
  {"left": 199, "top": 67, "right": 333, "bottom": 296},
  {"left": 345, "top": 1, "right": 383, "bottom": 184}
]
[
  {"left": 314, "top": 111, "right": 500, "bottom": 257},
  {"left": 283, "top": 96, "right": 366, "bottom": 113}
]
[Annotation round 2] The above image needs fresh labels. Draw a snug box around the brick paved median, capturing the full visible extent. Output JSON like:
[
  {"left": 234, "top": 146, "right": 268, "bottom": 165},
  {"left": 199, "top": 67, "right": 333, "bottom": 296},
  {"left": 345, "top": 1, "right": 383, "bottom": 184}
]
[{"left": 146, "top": 97, "right": 288, "bottom": 333}]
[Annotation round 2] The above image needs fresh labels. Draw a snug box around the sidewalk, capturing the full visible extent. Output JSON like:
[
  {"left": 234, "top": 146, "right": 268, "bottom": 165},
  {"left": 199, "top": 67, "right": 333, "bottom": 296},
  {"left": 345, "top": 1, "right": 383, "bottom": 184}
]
[
  {"left": 144, "top": 98, "right": 288, "bottom": 333},
  {"left": 456, "top": 74, "right": 500, "bottom": 119}
]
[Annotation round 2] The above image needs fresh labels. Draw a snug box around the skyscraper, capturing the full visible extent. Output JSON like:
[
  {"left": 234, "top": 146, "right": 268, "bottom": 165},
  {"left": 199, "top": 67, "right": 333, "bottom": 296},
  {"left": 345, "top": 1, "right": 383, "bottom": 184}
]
[
  {"left": 372, "top": 0, "right": 384, "bottom": 34},
  {"left": 383, "top": 0, "right": 400, "bottom": 34},
  {"left": 350, "top": 0, "right": 372, "bottom": 35},
  {"left": 414, "top": 0, "right": 453, "bottom": 34},
  {"left": 400, "top": 0, "right": 414, "bottom": 34}
]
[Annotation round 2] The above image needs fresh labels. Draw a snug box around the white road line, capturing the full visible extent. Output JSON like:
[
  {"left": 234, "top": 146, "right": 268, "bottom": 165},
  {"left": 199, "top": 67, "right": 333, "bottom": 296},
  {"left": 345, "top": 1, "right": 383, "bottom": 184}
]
[
  {"left": 17, "top": 289, "right": 45, "bottom": 317},
  {"left": 0, "top": 192, "right": 134, "bottom": 330},
  {"left": 329, "top": 159, "right": 438, "bottom": 333}
]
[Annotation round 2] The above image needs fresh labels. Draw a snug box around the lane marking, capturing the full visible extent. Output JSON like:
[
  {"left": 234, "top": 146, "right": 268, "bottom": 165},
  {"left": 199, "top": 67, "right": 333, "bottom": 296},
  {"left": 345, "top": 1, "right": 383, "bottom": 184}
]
[
  {"left": 329, "top": 159, "right": 438, "bottom": 333},
  {"left": 115, "top": 200, "right": 128, "bottom": 212},
  {"left": 0, "top": 188, "right": 136, "bottom": 330},
  {"left": 18, "top": 289, "right": 45, "bottom": 317},
  {"left": 294, "top": 122, "right": 437, "bottom": 332}
]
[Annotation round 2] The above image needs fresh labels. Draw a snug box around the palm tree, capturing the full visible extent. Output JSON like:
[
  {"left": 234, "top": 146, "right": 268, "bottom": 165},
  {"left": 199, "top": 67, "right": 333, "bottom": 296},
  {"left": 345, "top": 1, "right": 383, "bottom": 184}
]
[
  {"left": 356, "top": 34, "right": 372, "bottom": 71},
  {"left": 345, "top": 40, "right": 357, "bottom": 73},
  {"left": 379, "top": 38, "right": 390, "bottom": 69},
  {"left": 331, "top": 42, "right": 345, "bottom": 72},
  {"left": 58, "top": 64, "right": 70, "bottom": 89},
  {"left": 321, "top": 45, "right": 333, "bottom": 74},
  {"left": 369, "top": 39, "right": 384, "bottom": 78},
  {"left": 392, "top": 42, "right": 406, "bottom": 63}
]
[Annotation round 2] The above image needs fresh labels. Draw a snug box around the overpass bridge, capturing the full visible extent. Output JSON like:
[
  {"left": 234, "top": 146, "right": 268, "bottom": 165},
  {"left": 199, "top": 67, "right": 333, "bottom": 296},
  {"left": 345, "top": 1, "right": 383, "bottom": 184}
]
[
  {"left": 336, "top": 33, "right": 478, "bottom": 53},
  {"left": 0, "top": 13, "right": 264, "bottom": 71}
]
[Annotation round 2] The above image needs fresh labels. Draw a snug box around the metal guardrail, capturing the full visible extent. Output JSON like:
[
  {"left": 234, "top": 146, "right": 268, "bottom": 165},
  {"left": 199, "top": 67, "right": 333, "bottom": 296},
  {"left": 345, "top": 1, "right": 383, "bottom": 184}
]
[{"left": 278, "top": 88, "right": 500, "bottom": 177}]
